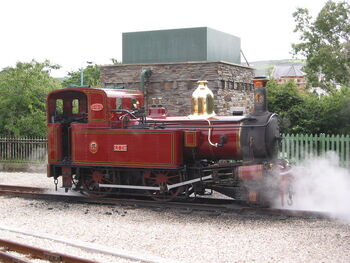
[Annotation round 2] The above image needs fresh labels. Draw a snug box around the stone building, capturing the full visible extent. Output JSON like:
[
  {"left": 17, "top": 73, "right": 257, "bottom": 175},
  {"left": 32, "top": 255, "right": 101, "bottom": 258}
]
[
  {"left": 101, "top": 61, "right": 254, "bottom": 116},
  {"left": 100, "top": 27, "right": 255, "bottom": 116}
]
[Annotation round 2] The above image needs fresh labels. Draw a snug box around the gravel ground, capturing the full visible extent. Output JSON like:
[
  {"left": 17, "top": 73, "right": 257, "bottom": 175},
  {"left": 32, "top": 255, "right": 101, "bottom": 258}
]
[{"left": 0, "top": 172, "right": 350, "bottom": 263}]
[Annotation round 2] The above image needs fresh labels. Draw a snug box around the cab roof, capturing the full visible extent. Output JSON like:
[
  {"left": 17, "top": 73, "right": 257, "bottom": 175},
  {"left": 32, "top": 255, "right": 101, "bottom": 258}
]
[{"left": 48, "top": 87, "right": 143, "bottom": 99}]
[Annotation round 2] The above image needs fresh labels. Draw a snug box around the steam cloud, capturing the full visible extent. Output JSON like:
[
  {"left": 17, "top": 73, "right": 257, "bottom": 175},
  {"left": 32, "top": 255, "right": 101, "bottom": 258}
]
[{"left": 280, "top": 152, "right": 350, "bottom": 222}]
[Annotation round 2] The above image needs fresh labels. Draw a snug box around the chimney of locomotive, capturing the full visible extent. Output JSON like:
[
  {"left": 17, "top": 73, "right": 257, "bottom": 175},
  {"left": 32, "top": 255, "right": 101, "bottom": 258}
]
[
  {"left": 252, "top": 77, "right": 268, "bottom": 115},
  {"left": 189, "top": 80, "right": 216, "bottom": 119}
]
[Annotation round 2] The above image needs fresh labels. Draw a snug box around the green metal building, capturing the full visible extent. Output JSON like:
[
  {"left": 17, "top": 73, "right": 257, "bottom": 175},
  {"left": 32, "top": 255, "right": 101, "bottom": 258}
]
[{"left": 122, "top": 27, "right": 241, "bottom": 64}]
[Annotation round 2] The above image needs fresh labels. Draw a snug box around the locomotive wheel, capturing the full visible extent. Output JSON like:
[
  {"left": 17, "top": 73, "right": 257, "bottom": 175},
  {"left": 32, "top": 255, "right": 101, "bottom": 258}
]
[
  {"left": 143, "top": 170, "right": 184, "bottom": 201},
  {"left": 81, "top": 170, "right": 114, "bottom": 197}
]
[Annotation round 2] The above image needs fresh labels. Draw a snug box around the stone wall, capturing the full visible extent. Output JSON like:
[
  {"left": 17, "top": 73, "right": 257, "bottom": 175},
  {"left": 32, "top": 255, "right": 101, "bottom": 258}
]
[{"left": 101, "top": 61, "right": 255, "bottom": 116}]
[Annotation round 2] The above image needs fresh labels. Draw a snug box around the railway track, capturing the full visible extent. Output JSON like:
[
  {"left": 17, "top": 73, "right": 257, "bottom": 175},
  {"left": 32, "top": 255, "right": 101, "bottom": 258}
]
[
  {"left": 0, "top": 184, "right": 331, "bottom": 219},
  {"left": 0, "top": 238, "right": 97, "bottom": 263},
  {"left": 0, "top": 226, "right": 180, "bottom": 263}
]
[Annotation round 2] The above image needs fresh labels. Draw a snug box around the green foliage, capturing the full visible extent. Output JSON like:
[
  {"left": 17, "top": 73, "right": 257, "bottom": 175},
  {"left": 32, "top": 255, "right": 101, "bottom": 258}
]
[
  {"left": 0, "top": 60, "right": 61, "bottom": 137},
  {"left": 317, "top": 87, "right": 350, "bottom": 134},
  {"left": 292, "top": 1, "right": 350, "bottom": 89},
  {"left": 267, "top": 80, "right": 303, "bottom": 113},
  {"left": 267, "top": 80, "right": 350, "bottom": 134},
  {"left": 287, "top": 94, "right": 323, "bottom": 134},
  {"left": 267, "top": 80, "right": 304, "bottom": 133},
  {"left": 62, "top": 64, "right": 101, "bottom": 88}
]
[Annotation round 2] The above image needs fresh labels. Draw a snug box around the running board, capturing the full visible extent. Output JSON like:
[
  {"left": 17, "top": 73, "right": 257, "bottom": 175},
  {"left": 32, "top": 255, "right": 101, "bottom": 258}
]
[{"left": 98, "top": 175, "right": 213, "bottom": 191}]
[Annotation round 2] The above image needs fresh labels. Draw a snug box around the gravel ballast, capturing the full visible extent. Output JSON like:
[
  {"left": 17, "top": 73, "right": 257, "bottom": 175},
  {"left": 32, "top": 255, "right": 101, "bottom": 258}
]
[{"left": 0, "top": 172, "right": 349, "bottom": 263}]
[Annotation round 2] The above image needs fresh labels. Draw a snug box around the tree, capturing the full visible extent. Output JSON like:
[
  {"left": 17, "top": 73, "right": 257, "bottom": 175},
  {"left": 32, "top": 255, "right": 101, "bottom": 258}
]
[
  {"left": 292, "top": 1, "right": 350, "bottom": 89},
  {"left": 62, "top": 64, "right": 101, "bottom": 88},
  {"left": 317, "top": 87, "right": 350, "bottom": 134},
  {"left": 267, "top": 80, "right": 304, "bottom": 133},
  {"left": 267, "top": 80, "right": 350, "bottom": 134},
  {"left": 286, "top": 93, "right": 323, "bottom": 134},
  {"left": 0, "top": 60, "right": 61, "bottom": 137}
]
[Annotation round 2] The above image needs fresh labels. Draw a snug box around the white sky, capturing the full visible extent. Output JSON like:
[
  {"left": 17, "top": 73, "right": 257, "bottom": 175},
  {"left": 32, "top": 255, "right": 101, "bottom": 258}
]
[{"left": 0, "top": 0, "right": 329, "bottom": 77}]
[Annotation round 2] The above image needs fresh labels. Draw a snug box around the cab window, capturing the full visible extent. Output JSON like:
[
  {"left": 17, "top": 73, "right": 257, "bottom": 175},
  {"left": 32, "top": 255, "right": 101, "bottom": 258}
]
[
  {"left": 72, "top": 99, "right": 79, "bottom": 114},
  {"left": 132, "top": 98, "right": 140, "bottom": 110},
  {"left": 48, "top": 91, "right": 88, "bottom": 123}
]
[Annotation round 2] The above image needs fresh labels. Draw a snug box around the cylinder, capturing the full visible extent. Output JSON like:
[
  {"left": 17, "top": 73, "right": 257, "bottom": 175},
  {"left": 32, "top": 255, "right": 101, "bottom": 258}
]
[{"left": 237, "top": 164, "right": 264, "bottom": 181}]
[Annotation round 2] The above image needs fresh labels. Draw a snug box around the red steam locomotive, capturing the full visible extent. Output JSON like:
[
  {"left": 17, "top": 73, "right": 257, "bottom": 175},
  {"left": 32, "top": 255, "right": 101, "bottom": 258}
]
[{"left": 47, "top": 78, "right": 290, "bottom": 205}]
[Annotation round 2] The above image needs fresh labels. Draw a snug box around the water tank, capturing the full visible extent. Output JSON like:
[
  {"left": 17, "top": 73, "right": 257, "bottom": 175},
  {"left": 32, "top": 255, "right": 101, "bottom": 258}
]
[{"left": 122, "top": 27, "right": 241, "bottom": 64}]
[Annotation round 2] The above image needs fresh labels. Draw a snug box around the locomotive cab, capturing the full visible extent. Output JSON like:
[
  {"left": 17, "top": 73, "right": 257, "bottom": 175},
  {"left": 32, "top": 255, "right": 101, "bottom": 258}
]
[
  {"left": 47, "top": 87, "right": 146, "bottom": 176},
  {"left": 47, "top": 90, "right": 88, "bottom": 124},
  {"left": 47, "top": 90, "right": 89, "bottom": 163}
]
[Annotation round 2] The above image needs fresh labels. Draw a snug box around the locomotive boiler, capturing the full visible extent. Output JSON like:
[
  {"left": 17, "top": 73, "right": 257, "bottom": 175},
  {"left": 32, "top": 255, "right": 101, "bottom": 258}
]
[{"left": 46, "top": 77, "right": 290, "bottom": 205}]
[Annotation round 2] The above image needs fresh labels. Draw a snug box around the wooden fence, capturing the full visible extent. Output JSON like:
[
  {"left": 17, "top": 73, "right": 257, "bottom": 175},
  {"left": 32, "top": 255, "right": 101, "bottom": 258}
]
[
  {"left": 0, "top": 134, "right": 350, "bottom": 167},
  {"left": 279, "top": 134, "right": 350, "bottom": 168}
]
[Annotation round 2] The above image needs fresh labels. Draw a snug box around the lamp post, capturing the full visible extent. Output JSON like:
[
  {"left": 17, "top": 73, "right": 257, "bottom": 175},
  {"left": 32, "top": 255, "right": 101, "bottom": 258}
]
[{"left": 80, "top": 61, "right": 93, "bottom": 86}]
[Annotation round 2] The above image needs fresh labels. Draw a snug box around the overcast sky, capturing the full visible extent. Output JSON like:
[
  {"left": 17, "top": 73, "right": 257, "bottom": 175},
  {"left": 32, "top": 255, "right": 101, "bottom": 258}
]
[{"left": 0, "top": 0, "right": 329, "bottom": 77}]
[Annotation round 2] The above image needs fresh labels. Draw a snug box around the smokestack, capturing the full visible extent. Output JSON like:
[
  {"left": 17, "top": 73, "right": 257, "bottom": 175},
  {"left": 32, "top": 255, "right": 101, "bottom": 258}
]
[{"left": 252, "top": 77, "right": 268, "bottom": 115}]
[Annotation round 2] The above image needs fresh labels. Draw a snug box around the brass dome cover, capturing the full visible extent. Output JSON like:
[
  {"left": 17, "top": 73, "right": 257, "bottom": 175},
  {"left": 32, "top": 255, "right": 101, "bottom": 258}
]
[{"left": 189, "top": 80, "right": 216, "bottom": 119}]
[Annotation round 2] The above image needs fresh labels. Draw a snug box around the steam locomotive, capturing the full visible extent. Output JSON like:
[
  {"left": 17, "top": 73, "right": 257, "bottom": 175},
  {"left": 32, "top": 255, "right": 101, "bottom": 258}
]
[{"left": 47, "top": 77, "right": 291, "bottom": 205}]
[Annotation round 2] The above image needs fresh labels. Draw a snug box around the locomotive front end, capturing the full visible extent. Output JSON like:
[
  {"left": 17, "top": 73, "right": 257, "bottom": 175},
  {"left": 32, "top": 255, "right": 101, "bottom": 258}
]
[
  {"left": 178, "top": 78, "right": 289, "bottom": 205},
  {"left": 182, "top": 78, "right": 281, "bottom": 162},
  {"left": 240, "top": 78, "right": 281, "bottom": 161}
]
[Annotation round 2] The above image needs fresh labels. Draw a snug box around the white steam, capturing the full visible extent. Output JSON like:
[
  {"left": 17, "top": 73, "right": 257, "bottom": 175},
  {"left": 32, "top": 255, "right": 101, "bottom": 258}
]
[{"left": 283, "top": 152, "right": 350, "bottom": 221}]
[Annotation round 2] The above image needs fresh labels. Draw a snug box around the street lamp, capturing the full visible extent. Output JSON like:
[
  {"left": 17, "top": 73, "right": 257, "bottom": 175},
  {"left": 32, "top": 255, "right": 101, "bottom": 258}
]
[{"left": 80, "top": 61, "right": 93, "bottom": 86}]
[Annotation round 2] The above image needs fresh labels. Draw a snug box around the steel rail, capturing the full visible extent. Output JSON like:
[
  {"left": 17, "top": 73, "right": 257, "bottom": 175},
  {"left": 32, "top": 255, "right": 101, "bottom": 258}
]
[
  {"left": 0, "top": 226, "right": 182, "bottom": 263},
  {"left": 0, "top": 184, "right": 46, "bottom": 193},
  {"left": 0, "top": 238, "right": 98, "bottom": 263},
  {"left": 0, "top": 184, "right": 332, "bottom": 219},
  {"left": 0, "top": 250, "right": 30, "bottom": 263},
  {"left": 0, "top": 185, "right": 240, "bottom": 213}
]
